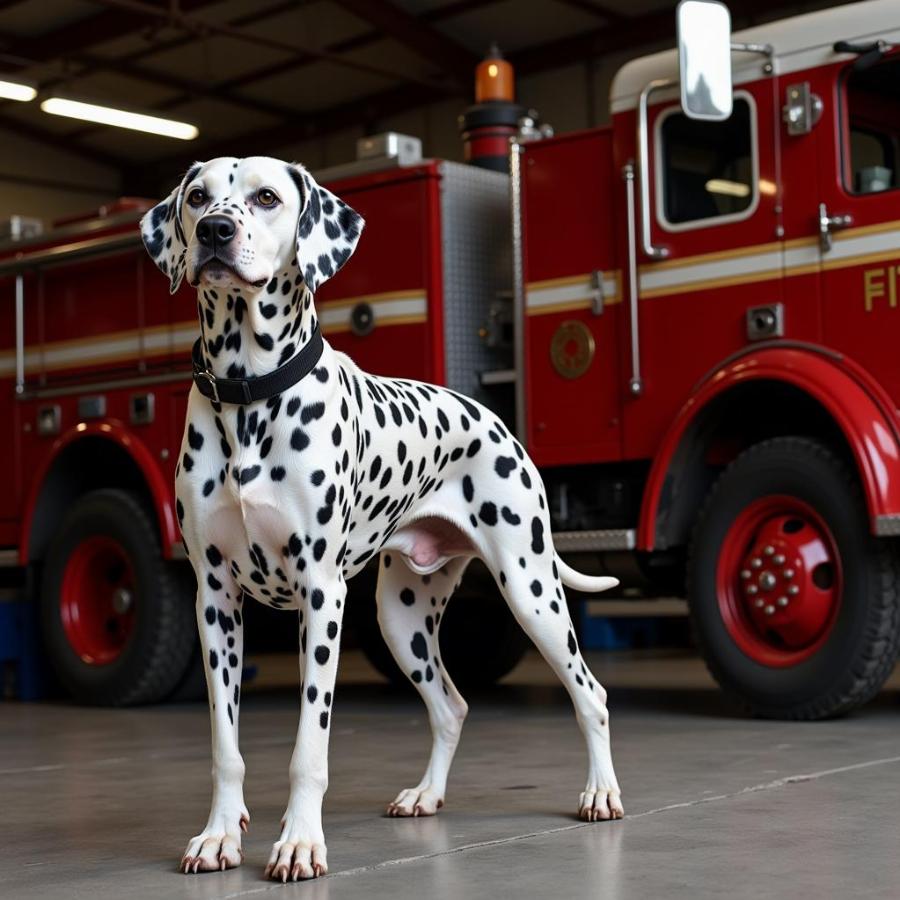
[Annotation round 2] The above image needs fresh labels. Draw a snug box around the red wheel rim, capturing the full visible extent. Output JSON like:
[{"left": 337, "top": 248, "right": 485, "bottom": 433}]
[
  {"left": 716, "top": 495, "right": 842, "bottom": 668},
  {"left": 60, "top": 536, "right": 136, "bottom": 666}
]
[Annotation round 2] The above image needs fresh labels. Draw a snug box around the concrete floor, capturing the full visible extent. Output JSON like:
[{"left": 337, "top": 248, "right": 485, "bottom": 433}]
[{"left": 3, "top": 649, "right": 900, "bottom": 900}]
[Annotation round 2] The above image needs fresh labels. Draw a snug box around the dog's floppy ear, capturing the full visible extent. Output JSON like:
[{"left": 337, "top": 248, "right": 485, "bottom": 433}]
[
  {"left": 289, "top": 164, "right": 364, "bottom": 294},
  {"left": 139, "top": 162, "right": 203, "bottom": 294}
]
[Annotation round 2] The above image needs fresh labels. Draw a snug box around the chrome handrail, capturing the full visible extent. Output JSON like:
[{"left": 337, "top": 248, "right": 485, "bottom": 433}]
[
  {"left": 14, "top": 273, "right": 23, "bottom": 395},
  {"left": 509, "top": 138, "right": 528, "bottom": 442},
  {"left": 0, "top": 231, "right": 140, "bottom": 277},
  {"left": 623, "top": 162, "right": 643, "bottom": 397},
  {"left": 637, "top": 77, "right": 674, "bottom": 261}
]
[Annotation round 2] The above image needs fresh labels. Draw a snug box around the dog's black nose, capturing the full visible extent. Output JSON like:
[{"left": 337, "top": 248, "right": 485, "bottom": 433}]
[{"left": 196, "top": 214, "right": 236, "bottom": 249}]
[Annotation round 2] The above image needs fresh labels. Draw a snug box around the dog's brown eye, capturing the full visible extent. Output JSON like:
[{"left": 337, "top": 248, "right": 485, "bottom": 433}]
[
  {"left": 187, "top": 188, "right": 207, "bottom": 207},
  {"left": 257, "top": 188, "right": 279, "bottom": 207}
]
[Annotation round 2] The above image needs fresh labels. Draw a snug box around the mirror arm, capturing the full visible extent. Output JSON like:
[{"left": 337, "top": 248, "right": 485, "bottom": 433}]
[
  {"left": 637, "top": 77, "right": 674, "bottom": 260},
  {"left": 731, "top": 42, "right": 774, "bottom": 57}
]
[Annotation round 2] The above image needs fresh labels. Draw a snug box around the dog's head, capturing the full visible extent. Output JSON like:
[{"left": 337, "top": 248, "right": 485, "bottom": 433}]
[{"left": 140, "top": 156, "right": 364, "bottom": 295}]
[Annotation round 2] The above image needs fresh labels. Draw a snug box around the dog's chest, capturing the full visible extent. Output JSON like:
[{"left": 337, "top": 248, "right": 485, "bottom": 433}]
[{"left": 177, "top": 356, "right": 351, "bottom": 608}]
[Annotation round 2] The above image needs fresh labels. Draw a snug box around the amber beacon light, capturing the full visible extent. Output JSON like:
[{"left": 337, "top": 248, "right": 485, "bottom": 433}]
[
  {"left": 459, "top": 43, "right": 525, "bottom": 172},
  {"left": 475, "top": 43, "right": 514, "bottom": 103}
]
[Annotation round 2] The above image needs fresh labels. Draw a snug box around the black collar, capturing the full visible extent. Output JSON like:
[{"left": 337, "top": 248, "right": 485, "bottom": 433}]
[{"left": 191, "top": 322, "right": 324, "bottom": 404}]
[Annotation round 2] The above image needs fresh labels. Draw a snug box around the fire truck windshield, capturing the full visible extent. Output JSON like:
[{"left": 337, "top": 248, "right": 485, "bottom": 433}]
[{"left": 844, "top": 56, "right": 900, "bottom": 194}]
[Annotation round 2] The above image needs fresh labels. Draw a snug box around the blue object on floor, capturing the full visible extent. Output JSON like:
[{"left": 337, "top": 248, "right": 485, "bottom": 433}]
[
  {"left": 581, "top": 608, "right": 690, "bottom": 651},
  {"left": 0, "top": 599, "right": 45, "bottom": 701}
]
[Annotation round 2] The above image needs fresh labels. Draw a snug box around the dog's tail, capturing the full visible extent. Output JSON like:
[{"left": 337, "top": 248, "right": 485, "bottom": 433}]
[{"left": 555, "top": 555, "right": 619, "bottom": 594}]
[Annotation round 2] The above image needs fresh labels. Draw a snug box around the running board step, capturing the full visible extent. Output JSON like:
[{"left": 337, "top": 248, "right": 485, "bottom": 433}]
[{"left": 552, "top": 529, "right": 636, "bottom": 552}]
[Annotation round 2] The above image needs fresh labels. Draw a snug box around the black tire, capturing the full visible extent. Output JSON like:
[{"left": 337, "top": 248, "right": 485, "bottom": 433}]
[
  {"left": 40, "top": 489, "right": 196, "bottom": 706},
  {"left": 165, "top": 566, "right": 208, "bottom": 703},
  {"left": 352, "top": 561, "right": 530, "bottom": 689},
  {"left": 688, "top": 437, "right": 900, "bottom": 719}
]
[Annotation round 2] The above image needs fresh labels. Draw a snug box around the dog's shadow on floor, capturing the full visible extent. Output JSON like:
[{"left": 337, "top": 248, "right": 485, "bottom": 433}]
[{"left": 245, "top": 680, "right": 737, "bottom": 720}]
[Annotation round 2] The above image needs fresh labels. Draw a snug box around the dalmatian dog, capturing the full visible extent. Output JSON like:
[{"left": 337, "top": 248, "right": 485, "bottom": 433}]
[{"left": 140, "top": 156, "right": 624, "bottom": 882}]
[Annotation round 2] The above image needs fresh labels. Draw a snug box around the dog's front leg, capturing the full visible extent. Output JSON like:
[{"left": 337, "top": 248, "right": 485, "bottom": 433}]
[
  {"left": 265, "top": 577, "right": 346, "bottom": 882},
  {"left": 181, "top": 568, "right": 248, "bottom": 873}
]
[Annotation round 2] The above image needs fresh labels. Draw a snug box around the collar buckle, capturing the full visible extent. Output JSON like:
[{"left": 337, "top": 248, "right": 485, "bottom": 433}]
[{"left": 195, "top": 369, "right": 219, "bottom": 404}]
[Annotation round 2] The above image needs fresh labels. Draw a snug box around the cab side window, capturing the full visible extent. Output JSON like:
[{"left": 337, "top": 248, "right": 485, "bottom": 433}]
[
  {"left": 658, "top": 97, "right": 755, "bottom": 227},
  {"left": 844, "top": 57, "right": 900, "bottom": 194}
]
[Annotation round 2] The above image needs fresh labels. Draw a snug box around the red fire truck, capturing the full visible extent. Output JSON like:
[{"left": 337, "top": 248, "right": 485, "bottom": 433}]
[{"left": 2, "top": 0, "right": 899, "bottom": 718}]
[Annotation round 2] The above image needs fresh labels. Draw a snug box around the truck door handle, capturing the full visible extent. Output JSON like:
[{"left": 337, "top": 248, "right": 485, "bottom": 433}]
[
  {"left": 818, "top": 202, "right": 852, "bottom": 253},
  {"left": 590, "top": 270, "right": 605, "bottom": 315}
]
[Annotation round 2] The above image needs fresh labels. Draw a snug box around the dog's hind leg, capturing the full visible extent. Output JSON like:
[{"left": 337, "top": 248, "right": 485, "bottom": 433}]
[
  {"left": 487, "top": 547, "right": 625, "bottom": 821},
  {"left": 181, "top": 567, "right": 249, "bottom": 873},
  {"left": 376, "top": 553, "right": 470, "bottom": 816}
]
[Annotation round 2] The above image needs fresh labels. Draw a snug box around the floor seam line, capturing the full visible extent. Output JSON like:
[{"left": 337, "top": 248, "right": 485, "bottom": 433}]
[{"left": 217, "top": 754, "right": 900, "bottom": 898}]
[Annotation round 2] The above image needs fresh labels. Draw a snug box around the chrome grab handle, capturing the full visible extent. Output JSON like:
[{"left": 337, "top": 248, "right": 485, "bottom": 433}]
[
  {"left": 509, "top": 139, "right": 527, "bottom": 441},
  {"left": 15, "top": 273, "right": 23, "bottom": 395},
  {"left": 637, "top": 77, "right": 674, "bottom": 261},
  {"left": 590, "top": 269, "right": 605, "bottom": 315},
  {"left": 623, "top": 163, "right": 643, "bottom": 396},
  {"left": 818, "top": 202, "right": 852, "bottom": 253}
]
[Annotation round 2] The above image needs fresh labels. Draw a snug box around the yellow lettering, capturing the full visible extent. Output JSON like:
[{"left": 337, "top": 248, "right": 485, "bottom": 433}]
[{"left": 865, "top": 268, "right": 885, "bottom": 312}]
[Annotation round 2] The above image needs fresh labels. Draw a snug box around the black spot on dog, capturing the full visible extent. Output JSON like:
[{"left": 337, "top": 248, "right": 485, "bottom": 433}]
[
  {"left": 531, "top": 517, "right": 545, "bottom": 554},
  {"left": 411, "top": 632, "right": 428, "bottom": 660},
  {"left": 501, "top": 506, "right": 521, "bottom": 525},
  {"left": 479, "top": 502, "right": 498, "bottom": 526},
  {"left": 188, "top": 424, "right": 204, "bottom": 451}
]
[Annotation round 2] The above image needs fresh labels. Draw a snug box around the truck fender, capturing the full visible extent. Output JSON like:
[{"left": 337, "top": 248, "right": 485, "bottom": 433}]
[
  {"left": 637, "top": 344, "right": 900, "bottom": 551},
  {"left": 19, "top": 420, "right": 179, "bottom": 564}
]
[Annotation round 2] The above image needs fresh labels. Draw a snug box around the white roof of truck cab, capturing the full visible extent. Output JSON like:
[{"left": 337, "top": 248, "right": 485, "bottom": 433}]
[{"left": 611, "top": 0, "right": 900, "bottom": 113}]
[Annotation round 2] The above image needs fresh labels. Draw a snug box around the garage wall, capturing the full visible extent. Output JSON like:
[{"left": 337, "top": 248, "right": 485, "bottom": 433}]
[{"left": 0, "top": 130, "right": 121, "bottom": 225}]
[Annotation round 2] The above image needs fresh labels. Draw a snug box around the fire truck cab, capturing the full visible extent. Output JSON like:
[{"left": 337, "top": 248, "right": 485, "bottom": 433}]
[{"left": 519, "top": 0, "right": 900, "bottom": 717}]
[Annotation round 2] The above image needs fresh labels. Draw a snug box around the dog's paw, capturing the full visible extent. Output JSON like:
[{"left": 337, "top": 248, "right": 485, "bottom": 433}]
[
  {"left": 386, "top": 786, "right": 444, "bottom": 817},
  {"left": 180, "top": 810, "right": 249, "bottom": 873},
  {"left": 578, "top": 787, "right": 624, "bottom": 822},
  {"left": 264, "top": 815, "right": 327, "bottom": 882}
]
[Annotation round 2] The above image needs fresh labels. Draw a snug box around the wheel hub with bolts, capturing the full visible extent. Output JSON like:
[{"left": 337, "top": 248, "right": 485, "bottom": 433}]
[
  {"left": 718, "top": 495, "right": 843, "bottom": 667},
  {"left": 59, "top": 535, "right": 137, "bottom": 666}
]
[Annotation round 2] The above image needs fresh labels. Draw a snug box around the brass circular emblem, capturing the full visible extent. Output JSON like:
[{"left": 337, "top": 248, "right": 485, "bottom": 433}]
[{"left": 550, "top": 320, "right": 595, "bottom": 379}]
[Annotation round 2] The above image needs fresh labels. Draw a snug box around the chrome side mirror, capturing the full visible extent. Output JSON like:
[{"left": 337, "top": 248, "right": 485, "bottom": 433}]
[{"left": 677, "top": 0, "right": 733, "bottom": 121}]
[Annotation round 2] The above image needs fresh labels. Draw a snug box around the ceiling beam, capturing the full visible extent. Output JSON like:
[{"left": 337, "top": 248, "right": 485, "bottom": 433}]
[
  {"left": 145, "top": 0, "right": 501, "bottom": 107},
  {"left": 336, "top": 0, "right": 478, "bottom": 86},
  {"left": 88, "top": 0, "right": 452, "bottom": 90},
  {"left": 556, "top": 0, "right": 624, "bottom": 22},
  {"left": 0, "top": 0, "right": 217, "bottom": 69}
]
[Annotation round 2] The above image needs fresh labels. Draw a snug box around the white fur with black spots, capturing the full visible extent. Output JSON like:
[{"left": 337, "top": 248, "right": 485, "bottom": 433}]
[{"left": 141, "top": 156, "right": 624, "bottom": 883}]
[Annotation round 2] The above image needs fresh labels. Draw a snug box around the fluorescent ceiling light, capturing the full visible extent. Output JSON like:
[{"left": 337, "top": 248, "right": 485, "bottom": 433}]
[
  {"left": 705, "top": 178, "right": 750, "bottom": 198},
  {"left": 0, "top": 79, "right": 36, "bottom": 102},
  {"left": 40, "top": 97, "right": 198, "bottom": 140}
]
